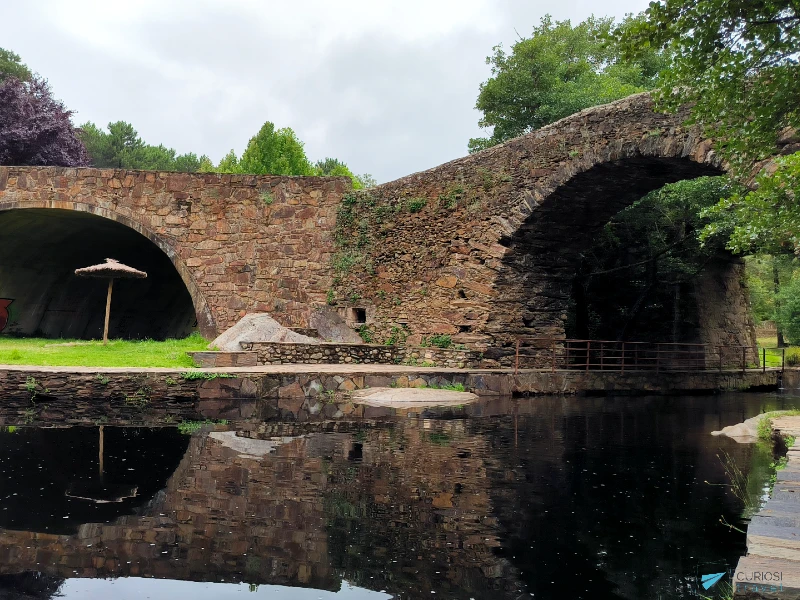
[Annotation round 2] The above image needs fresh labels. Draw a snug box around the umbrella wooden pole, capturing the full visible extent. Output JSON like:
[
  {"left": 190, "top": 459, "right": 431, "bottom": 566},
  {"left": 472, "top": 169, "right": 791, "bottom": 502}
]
[
  {"left": 103, "top": 278, "right": 114, "bottom": 345},
  {"left": 98, "top": 425, "right": 104, "bottom": 482}
]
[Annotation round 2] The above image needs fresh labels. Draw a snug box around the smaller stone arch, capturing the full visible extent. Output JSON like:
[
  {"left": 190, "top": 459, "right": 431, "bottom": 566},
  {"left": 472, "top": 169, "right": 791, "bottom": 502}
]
[{"left": 0, "top": 201, "right": 216, "bottom": 339}]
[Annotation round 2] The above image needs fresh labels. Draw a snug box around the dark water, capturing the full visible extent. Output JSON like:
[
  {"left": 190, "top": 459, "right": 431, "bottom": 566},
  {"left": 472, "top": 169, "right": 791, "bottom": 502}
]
[{"left": 0, "top": 393, "right": 798, "bottom": 600}]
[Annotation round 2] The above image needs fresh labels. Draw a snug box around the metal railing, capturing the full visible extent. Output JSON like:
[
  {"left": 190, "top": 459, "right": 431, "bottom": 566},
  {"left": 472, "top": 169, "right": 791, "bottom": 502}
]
[{"left": 512, "top": 338, "right": 778, "bottom": 374}]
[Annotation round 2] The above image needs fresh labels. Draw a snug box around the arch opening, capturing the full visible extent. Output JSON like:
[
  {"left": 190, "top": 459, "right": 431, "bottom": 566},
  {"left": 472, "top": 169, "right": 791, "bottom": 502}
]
[
  {"left": 0, "top": 209, "right": 198, "bottom": 340},
  {"left": 496, "top": 156, "right": 754, "bottom": 349}
]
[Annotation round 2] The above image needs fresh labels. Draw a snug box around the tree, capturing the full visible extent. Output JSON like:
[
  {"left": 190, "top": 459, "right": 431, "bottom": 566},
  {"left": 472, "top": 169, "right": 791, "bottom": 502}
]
[
  {"left": 616, "top": 0, "right": 800, "bottom": 173},
  {"left": 80, "top": 120, "right": 205, "bottom": 172},
  {"left": 238, "top": 122, "right": 315, "bottom": 176},
  {"left": 0, "top": 76, "right": 87, "bottom": 167},
  {"left": 469, "top": 15, "right": 665, "bottom": 152},
  {"left": 0, "top": 48, "right": 32, "bottom": 82},
  {"left": 315, "top": 157, "right": 375, "bottom": 189},
  {"left": 616, "top": 1, "right": 800, "bottom": 255},
  {"left": 569, "top": 176, "right": 741, "bottom": 342},
  {"left": 216, "top": 149, "right": 240, "bottom": 173}
]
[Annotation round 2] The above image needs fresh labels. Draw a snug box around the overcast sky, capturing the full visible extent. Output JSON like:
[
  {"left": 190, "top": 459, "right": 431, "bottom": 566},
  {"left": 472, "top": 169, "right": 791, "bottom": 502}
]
[{"left": 5, "top": 0, "right": 649, "bottom": 183}]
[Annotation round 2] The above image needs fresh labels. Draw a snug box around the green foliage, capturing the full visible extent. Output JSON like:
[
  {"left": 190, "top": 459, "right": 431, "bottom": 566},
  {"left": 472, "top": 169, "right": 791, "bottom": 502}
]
[
  {"left": 0, "top": 334, "right": 208, "bottom": 367},
  {"left": 315, "top": 157, "right": 374, "bottom": 190},
  {"left": 0, "top": 48, "right": 32, "bottom": 82},
  {"left": 469, "top": 14, "right": 665, "bottom": 152},
  {"left": 616, "top": 0, "right": 800, "bottom": 174},
  {"left": 567, "top": 177, "right": 740, "bottom": 341},
  {"left": 775, "top": 274, "right": 800, "bottom": 343},
  {"left": 357, "top": 324, "right": 374, "bottom": 343},
  {"left": 238, "top": 122, "right": 315, "bottom": 176},
  {"left": 180, "top": 371, "right": 237, "bottom": 381},
  {"left": 421, "top": 334, "right": 453, "bottom": 349},
  {"left": 326, "top": 289, "right": 336, "bottom": 305},
  {"left": 95, "top": 374, "right": 110, "bottom": 385},
  {"left": 384, "top": 326, "right": 408, "bottom": 346},
  {"left": 260, "top": 191, "right": 274, "bottom": 205},
  {"left": 177, "top": 419, "right": 228, "bottom": 435},
  {"left": 618, "top": 1, "right": 800, "bottom": 255},
  {"left": 216, "top": 149, "right": 240, "bottom": 173},
  {"left": 407, "top": 197, "right": 427, "bottom": 213},
  {"left": 421, "top": 382, "right": 466, "bottom": 392},
  {"left": 124, "top": 386, "right": 151, "bottom": 409},
  {"left": 703, "top": 154, "right": 800, "bottom": 254},
  {"left": 79, "top": 120, "right": 207, "bottom": 172}
]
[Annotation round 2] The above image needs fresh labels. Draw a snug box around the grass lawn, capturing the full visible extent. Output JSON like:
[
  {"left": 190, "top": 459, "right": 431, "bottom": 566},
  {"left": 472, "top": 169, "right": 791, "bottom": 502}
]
[
  {"left": 0, "top": 333, "right": 209, "bottom": 368},
  {"left": 757, "top": 336, "right": 800, "bottom": 367}
]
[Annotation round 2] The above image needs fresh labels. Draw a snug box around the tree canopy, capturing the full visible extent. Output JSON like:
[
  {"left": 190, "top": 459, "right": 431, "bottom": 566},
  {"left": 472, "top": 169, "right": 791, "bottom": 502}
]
[
  {"left": 616, "top": 1, "right": 800, "bottom": 255},
  {"left": 0, "top": 76, "right": 87, "bottom": 167},
  {"left": 469, "top": 15, "right": 666, "bottom": 153},
  {"left": 79, "top": 120, "right": 210, "bottom": 172},
  {"left": 0, "top": 48, "right": 32, "bottom": 83},
  {"left": 236, "top": 122, "right": 315, "bottom": 176},
  {"left": 616, "top": 0, "right": 800, "bottom": 172}
]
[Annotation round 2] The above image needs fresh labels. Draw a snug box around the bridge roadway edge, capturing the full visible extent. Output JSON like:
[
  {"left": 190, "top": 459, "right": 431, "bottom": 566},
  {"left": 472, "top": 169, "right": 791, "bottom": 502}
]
[{"left": 0, "top": 365, "right": 780, "bottom": 425}]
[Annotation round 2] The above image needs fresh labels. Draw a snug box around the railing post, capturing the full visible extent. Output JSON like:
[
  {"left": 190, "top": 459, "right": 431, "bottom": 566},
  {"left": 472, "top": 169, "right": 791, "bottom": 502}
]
[
  {"left": 585, "top": 341, "right": 591, "bottom": 371},
  {"left": 763, "top": 347, "right": 766, "bottom": 373},
  {"left": 656, "top": 343, "right": 661, "bottom": 374},
  {"left": 600, "top": 342, "right": 604, "bottom": 371},
  {"left": 515, "top": 338, "right": 520, "bottom": 376},
  {"left": 783, "top": 347, "right": 786, "bottom": 374},
  {"left": 742, "top": 346, "right": 746, "bottom": 374},
  {"left": 621, "top": 342, "right": 625, "bottom": 373}
]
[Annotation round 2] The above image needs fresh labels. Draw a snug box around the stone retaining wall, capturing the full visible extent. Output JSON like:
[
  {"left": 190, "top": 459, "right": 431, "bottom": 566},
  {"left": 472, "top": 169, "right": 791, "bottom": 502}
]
[
  {"left": 239, "top": 341, "right": 482, "bottom": 368},
  {"left": 0, "top": 367, "right": 780, "bottom": 426}
]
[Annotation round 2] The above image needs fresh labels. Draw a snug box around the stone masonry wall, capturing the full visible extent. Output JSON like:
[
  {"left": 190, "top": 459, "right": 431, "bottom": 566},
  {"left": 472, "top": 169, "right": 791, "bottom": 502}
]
[
  {"left": 0, "top": 167, "right": 347, "bottom": 336},
  {"left": 239, "top": 341, "right": 481, "bottom": 368},
  {"left": 329, "top": 93, "right": 757, "bottom": 360}
]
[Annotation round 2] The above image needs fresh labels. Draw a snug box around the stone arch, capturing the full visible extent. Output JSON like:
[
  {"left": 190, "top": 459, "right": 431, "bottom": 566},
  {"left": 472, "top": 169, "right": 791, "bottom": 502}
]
[
  {"left": 0, "top": 201, "right": 216, "bottom": 339},
  {"left": 331, "top": 92, "right": 757, "bottom": 357}
]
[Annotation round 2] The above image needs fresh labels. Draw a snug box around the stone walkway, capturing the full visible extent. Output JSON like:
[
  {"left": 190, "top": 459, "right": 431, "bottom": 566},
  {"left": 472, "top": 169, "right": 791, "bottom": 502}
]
[
  {"left": 735, "top": 416, "right": 800, "bottom": 599},
  {"left": 0, "top": 363, "right": 507, "bottom": 374}
]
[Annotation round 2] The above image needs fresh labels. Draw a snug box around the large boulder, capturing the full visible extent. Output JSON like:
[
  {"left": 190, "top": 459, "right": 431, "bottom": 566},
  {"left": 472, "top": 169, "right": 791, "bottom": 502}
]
[
  {"left": 309, "top": 306, "right": 363, "bottom": 344},
  {"left": 209, "top": 313, "right": 319, "bottom": 351}
]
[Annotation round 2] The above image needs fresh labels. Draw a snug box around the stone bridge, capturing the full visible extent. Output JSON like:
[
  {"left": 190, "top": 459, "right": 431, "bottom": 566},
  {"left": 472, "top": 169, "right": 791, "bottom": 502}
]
[{"left": 0, "top": 92, "right": 757, "bottom": 348}]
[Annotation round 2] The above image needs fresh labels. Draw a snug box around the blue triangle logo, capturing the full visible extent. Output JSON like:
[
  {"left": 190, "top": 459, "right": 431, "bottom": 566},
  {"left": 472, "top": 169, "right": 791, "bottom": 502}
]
[{"left": 701, "top": 572, "right": 726, "bottom": 590}]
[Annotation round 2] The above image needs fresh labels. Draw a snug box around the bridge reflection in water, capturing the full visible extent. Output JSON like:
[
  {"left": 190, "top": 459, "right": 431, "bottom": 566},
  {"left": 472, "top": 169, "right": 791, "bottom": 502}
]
[
  {"left": 0, "top": 413, "right": 522, "bottom": 599},
  {"left": 0, "top": 394, "right": 796, "bottom": 599}
]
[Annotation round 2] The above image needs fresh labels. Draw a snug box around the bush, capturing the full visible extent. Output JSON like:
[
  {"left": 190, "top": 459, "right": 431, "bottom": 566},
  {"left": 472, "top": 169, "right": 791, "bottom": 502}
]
[{"left": 422, "top": 334, "right": 453, "bottom": 349}]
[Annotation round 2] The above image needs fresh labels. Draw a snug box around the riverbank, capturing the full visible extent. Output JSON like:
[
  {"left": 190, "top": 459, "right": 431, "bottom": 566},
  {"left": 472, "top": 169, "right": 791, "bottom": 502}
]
[
  {"left": 0, "top": 364, "right": 782, "bottom": 426},
  {"left": 735, "top": 416, "right": 800, "bottom": 599}
]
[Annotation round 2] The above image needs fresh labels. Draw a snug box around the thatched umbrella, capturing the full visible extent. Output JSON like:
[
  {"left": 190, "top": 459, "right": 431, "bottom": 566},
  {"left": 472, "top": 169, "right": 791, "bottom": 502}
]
[{"left": 75, "top": 258, "right": 147, "bottom": 345}]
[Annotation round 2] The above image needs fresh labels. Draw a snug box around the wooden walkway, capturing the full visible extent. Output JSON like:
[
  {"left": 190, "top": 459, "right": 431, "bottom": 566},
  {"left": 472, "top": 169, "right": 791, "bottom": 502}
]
[{"left": 735, "top": 417, "right": 800, "bottom": 598}]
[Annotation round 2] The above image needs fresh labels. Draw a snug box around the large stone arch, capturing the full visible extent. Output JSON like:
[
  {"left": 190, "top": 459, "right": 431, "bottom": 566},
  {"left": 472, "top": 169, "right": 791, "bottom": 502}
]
[
  {"left": 0, "top": 167, "right": 345, "bottom": 338},
  {"left": 329, "top": 92, "right": 757, "bottom": 357},
  {"left": 0, "top": 202, "right": 214, "bottom": 339}
]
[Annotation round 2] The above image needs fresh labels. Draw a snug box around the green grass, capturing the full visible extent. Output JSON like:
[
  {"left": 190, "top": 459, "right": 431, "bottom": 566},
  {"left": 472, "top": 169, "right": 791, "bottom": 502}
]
[
  {"left": 0, "top": 332, "right": 208, "bottom": 368},
  {"left": 756, "top": 336, "right": 800, "bottom": 367},
  {"left": 757, "top": 410, "right": 800, "bottom": 442}
]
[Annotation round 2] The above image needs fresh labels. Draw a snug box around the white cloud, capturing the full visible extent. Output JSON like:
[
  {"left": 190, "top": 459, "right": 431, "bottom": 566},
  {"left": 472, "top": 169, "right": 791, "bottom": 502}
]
[{"left": 6, "top": 0, "right": 650, "bottom": 182}]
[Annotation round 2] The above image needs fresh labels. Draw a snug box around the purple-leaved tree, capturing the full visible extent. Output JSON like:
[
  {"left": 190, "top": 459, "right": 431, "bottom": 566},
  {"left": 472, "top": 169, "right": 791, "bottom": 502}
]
[{"left": 0, "top": 76, "right": 88, "bottom": 167}]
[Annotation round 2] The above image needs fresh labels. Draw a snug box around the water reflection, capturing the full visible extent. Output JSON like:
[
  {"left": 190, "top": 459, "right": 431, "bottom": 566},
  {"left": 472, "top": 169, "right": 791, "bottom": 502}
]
[{"left": 0, "top": 393, "right": 797, "bottom": 599}]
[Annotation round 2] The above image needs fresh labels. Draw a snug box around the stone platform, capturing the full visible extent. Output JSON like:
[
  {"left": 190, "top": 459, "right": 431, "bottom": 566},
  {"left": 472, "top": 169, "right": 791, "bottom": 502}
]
[{"left": 735, "top": 417, "right": 800, "bottom": 599}]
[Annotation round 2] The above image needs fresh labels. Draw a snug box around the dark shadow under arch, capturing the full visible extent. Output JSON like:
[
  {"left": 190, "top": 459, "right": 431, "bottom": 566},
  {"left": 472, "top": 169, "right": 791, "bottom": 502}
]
[
  {"left": 0, "top": 209, "right": 199, "bottom": 340},
  {"left": 493, "top": 155, "right": 732, "bottom": 344}
]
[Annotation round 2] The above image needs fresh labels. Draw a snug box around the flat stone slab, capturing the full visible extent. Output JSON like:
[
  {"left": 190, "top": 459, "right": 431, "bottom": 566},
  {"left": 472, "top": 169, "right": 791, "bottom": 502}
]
[
  {"left": 734, "top": 556, "right": 800, "bottom": 598},
  {"left": 350, "top": 387, "right": 478, "bottom": 408}
]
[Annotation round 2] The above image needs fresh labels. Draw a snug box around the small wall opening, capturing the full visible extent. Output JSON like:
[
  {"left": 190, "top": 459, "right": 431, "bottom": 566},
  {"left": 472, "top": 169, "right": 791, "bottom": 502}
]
[{"left": 0, "top": 209, "right": 198, "bottom": 340}]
